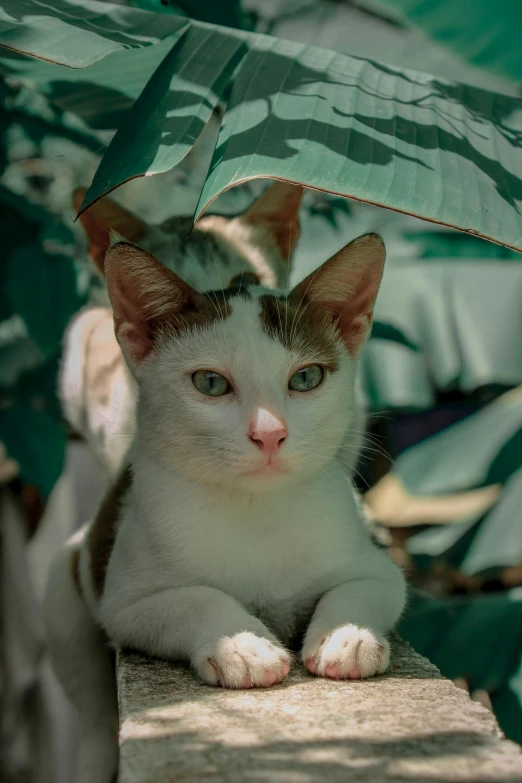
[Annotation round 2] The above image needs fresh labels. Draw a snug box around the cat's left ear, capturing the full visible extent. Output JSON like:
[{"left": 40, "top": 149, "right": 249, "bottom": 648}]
[
  {"left": 73, "top": 188, "right": 148, "bottom": 276},
  {"left": 291, "top": 233, "right": 385, "bottom": 356},
  {"left": 105, "top": 241, "right": 208, "bottom": 369},
  {"left": 240, "top": 181, "right": 303, "bottom": 260}
]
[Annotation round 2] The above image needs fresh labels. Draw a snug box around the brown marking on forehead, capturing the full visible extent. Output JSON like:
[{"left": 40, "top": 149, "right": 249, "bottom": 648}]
[
  {"left": 259, "top": 293, "right": 340, "bottom": 370},
  {"left": 159, "top": 294, "right": 232, "bottom": 342},
  {"left": 88, "top": 466, "right": 133, "bottom": 599},
  {"left": 70, "top": 548, "right": 82, "bottom": 597},
  {"left": 204, "top": 283, "right": 253, "bottom": 305}
]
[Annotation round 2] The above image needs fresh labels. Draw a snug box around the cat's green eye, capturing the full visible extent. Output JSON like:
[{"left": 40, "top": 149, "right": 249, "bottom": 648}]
[
  {"left": 229, "top": 272, "right": 260, "bottom": 287},
  {"left": 192, "top": 370, "right": 231, "bottom": 397},
  {"left": 288, "top": 364, "right": 324, "bottom": 392}
]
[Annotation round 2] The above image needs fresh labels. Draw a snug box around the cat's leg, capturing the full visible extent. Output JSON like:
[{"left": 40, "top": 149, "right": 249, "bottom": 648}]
[
  {"left": 302, "top": 553, "right": 406, "bottom": 680},
  {"left": 44, "top": 540, "right": 119, "bottom": 783},
  {"left": 100, "top": 585, "right": 291, "bottom": 689}
]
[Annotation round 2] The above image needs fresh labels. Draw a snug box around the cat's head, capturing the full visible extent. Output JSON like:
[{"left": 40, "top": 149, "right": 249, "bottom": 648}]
[
  {"left": 105, "top": 231, "right": 385, "bottom": 492},
  {"left": 73, "top": 181, "right": 303, "bottom": 291}
]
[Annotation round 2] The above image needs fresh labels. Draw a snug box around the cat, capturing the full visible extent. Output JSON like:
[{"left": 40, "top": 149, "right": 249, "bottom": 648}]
[
  {"left": 61, "top": 181, "right": 304, "bottom": 476},
  {"left": 45, "top": 225, "right": 406, "bottom": 783}
]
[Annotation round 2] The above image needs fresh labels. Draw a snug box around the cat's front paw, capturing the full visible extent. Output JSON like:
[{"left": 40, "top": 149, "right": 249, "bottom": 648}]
[
  {"left": 197, "top": 632, "right": 291, "bottom": 689},
  {"left": 303, "top": 624, "right": 389, "bottom": 679}
]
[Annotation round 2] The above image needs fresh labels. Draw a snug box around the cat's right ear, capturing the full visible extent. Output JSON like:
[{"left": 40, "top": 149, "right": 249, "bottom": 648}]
[
  {"left": 240, "top": 181, "right": 303, "bottom": 260},
  {"left": 105, "top": 241, "right": 204, "bottom": 369},
  {"left": 73, "top": 189, "right": 147, "bottom": 276}
]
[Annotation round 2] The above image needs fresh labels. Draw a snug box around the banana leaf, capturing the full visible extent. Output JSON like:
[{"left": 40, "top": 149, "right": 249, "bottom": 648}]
[
  {"left": 399, "top": 588, "right": 522, "bottom": 745},
  {"left": 129, "top": 0, "right": 246, "bottom": 30},
  {"left": 0, "top": 0, "right": 188, "bottom": 66},
  {"left": 1, "top": 1, "right": 522, "bottom": 254},
  {"left": 380, "top": 0, "right": 522, "bottom": 83}
]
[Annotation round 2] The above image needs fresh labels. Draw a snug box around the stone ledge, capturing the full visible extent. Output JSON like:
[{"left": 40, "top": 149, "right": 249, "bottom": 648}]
[{"left": 117, "top": 637, "right": 522, "bottom": 782}]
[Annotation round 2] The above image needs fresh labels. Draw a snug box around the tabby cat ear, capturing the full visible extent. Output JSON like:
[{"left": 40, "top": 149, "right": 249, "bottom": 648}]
[
  {"left": 105, "top": 241, "right": 205, "bottom": 368},
  {"left": 73, "top": 189, "right": 148, "bottom": 276},
  {"left": 240, "top": 181, "right": 303, "bottom": 260},
  {"left": 291, "top": 233, "right": 385, "bottom": 356}
]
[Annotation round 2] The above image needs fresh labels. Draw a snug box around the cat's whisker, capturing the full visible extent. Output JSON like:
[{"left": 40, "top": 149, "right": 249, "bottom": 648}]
[
  {"left": 332, "top": 442, "right": 392, "bottom": 462},
  {"left": 193, "top": 457, "right": 230, "bottom": 486},
  {"left": 285, "top": 219, "right": 292, "bottom": 293}
]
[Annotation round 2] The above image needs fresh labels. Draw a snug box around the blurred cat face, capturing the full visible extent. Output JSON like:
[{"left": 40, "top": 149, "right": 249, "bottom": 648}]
[
  {"left": 73, "top": 181, "right": 304, "bottom": 293},
  {"left": 104, "top": 232, "right": 386, "bottom": 492}
]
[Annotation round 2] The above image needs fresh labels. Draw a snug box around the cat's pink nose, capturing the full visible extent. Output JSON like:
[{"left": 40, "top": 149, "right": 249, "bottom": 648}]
[{"left": 248, "top": 409, "right": 287, "bottom": 454}]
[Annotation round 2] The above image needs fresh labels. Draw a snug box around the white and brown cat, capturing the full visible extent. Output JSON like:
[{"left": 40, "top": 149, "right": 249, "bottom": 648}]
[
  {"left": 61, "top": 181, "right": 303, "bottom": 475},
  {"left": 45, "top": 206, "right": 405, "bottom": 783}
]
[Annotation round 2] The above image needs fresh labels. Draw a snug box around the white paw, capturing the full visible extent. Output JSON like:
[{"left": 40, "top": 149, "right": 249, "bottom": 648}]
[
  {"left": 197, "top": 631, "right": 291, "bottom": 689},
  {"left": 303, "top": 624, "right": 389, "bottom": 679}
]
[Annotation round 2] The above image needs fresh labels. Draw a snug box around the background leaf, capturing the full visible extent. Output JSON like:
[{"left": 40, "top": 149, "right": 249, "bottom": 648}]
[
  {"left": 0, "top": 405, "right": 65, "bottom": 497},
  {"left": 399, "top": 588, "right": 522, "bottom": 744},
  {"left": 5, "top": 243, "right": 85, "bottom": 358},
  {"left": 0, "top": 0, "right": 189, "bottom": 66},
  {"left": 379, "top": 0, "right": 522, "bottom": 83},
  {"left": 370, "top": 320, "right": 419, "bottom": 351}
]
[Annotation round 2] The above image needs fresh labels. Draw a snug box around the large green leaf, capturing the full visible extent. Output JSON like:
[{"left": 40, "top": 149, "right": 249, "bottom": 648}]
[
  {"left": 0, "top": 38, "right": 178, "bottom": 130},
  {"left": 2, "top": 2, "right": 522, "bottom": 253},
  {"left": 194, "top": 35, "right": 522, "bottom": 253},
  {"left": 86, "top": 22, "right": 246, "bottom": 196},
  {"left": 0, "top": 0, "right": 188, "bottom": 66},
  {"left": 129, "top": 0, "right": 246, "bottom": 30},
  {"left": 380, "top": 0, "right": 522, "bottom": 83}
]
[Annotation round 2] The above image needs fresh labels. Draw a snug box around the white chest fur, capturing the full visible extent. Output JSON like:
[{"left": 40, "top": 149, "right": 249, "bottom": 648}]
[{"left": 101, "top": 456, "right": 374, "bottom": 630}]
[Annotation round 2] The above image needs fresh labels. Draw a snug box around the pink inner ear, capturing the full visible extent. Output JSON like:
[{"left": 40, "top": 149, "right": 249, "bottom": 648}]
[
  {"left": 107, "top": 252, "right": 165, "bottom": 366},
  {"left": 322, "top": 258, "right": 383, "bottom": 356},
  {"left": 116, "top": 321, "right": 153, "bottom": 364},
  {"left": 106, "top": 241, "right": 203, "bottom": 369},
  {"left": 337, "top": 309, "right": 373, "bottom": 356}
]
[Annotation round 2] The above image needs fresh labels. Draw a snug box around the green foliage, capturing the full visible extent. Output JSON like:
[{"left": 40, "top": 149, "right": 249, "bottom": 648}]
[
  {"left": 0, "top": 0, "right": 188, "bottom": 66},
  {"left": 406, "top": 230, "right": 522, "bottom": 260},
  {"left": 1, "top": 1, "right": 521, "bottom": 255},
  {"left": 129, "top": 0, "right": 247, "bottom": 29},
  {"left": 380, "top": 0, "right": 522, "bottom": 83},
  {"left": 0, "top": 405, "right": 65, "bottom": 497},
  {"left": 0, "top": 186, "right": 85, "bottom": 358},
  {"left": 0, "top": 146, "right": 85, "bottom": 497},
  {"left": 370, "top": 321, "right": 419, "bottom": 351},
  {"left": 6, "top": 242, "right": 84, "bottom": 358},
  {"left": 399, "top": 588, "right": 522, "bottom": 744},
  {"left": 0, "top": 78, "right": 102, "bottom": 153}
]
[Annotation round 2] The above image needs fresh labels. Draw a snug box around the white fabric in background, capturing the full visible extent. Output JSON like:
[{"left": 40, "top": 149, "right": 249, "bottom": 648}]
[{"left": 362, "top": 262, "right": 522, "bottom": 409}]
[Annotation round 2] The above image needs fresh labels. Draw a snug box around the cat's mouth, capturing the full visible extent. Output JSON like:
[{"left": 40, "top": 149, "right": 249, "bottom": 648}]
[{"left": 241, "top": 460, "right": 288, "bottom": 478}]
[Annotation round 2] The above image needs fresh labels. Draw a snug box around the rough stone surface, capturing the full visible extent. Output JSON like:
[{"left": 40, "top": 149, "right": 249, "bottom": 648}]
[{"left": 117, "top": 637, "right": 522, "bottom": 782}]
